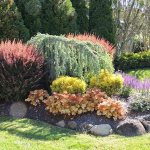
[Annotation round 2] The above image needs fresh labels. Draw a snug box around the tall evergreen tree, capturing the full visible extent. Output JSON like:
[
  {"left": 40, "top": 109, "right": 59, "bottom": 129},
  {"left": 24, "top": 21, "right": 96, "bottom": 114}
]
[
  {"left": 0, "top": 0, "right": 30, "bottom": 41},
  {"left": 71, "top": 0, "right": 89, "bottom": 33},
  {"left": 41, "top": 0, "right": 78, "bottom": 35},
  {"left": 89, "top": 0, "right": 116, "bottom": 44},
  {"left": 15, "top": 0, "right": 42, "bottom": 37}
]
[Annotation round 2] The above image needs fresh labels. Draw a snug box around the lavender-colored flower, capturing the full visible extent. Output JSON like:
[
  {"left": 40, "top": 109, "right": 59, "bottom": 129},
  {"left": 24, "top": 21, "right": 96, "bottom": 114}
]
[{"left": 116, "top": 72, "right": 150, "bottom": 92}]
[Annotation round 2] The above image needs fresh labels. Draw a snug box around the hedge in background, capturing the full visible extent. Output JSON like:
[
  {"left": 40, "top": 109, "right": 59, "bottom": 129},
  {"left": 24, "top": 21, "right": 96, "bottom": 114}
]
[
  {"left": 0, "top": 41, "right": 44, "bottom": 102},
  {"left": 0, "top": 0, "right": 30, "bottom": 41},
  {"left": 28, "top": 33, "right": 114, "bottom": 83},
  {"left": 115, "top": 50, "right": 150, "bottom": 71}
]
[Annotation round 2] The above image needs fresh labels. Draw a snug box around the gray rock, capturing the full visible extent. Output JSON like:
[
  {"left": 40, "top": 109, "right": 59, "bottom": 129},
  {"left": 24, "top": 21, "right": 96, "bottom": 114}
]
[
  {"left": 79, "top": 122, "right": 93, "bottom": 133},
  {"left": 68, "top": 121, "right": 77, "bottom": 129},
  {"left": 116, "top": 119, "right": 146, "bottom": 136},
  {"left": 140, "top": 120, "right": 150, "bottom": 133},
  {"left": 56, "top": 120, "right": 65, "bottom": 128},
  {"left": 90, "top": 124, "right": 113, "bottom": 136},
  {"left": 9, "top": 102, "right": 27, "bottom": 118}
]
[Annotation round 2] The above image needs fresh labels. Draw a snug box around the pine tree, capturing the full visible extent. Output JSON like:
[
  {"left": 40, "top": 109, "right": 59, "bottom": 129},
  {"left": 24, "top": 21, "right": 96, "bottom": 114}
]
[
  {"left": 15, "top": 0, "right": 42, "bottom": 37},
  {"left": 71, "top": 0, "right": 89, "bottom": 33},
  {"left": 89, "top": 0, "right": 116, "bottom": 44},
  {"left": 0, "top": 0, "right": 30, "bottom": 41},
  {"left": 41, "top": 0, "right": 78, "bottom": 35}
]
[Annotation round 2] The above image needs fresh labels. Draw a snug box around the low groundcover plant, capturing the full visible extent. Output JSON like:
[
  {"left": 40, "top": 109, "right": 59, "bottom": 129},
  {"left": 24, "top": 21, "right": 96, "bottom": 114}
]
[{"left": 26, "top": 88, "right": 127, "bottom": 120}]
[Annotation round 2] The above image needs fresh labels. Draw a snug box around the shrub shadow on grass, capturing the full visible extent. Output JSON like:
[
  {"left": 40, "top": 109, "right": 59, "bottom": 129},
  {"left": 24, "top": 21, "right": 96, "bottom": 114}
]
[{"left": 0, "top": 117, "right": 76, "bottom": 141}]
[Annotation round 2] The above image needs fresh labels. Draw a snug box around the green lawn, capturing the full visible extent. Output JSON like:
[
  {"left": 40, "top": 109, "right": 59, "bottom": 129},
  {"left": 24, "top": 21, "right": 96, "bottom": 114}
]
[
  {"left": 0, "top": 117, "right": 150, "bottom": 150},
  {"left": 127, "top": 68, "right": 150, "bottom": 80}
]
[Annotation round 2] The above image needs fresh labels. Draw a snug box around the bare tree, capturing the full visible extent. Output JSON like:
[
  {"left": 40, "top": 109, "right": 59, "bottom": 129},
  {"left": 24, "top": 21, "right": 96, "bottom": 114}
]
[
  {"left": 142, "top": 0, "right": 150, "bottom": 49},
  {"left": 113, "top": 0, "right": 145, "bottom": 54}
]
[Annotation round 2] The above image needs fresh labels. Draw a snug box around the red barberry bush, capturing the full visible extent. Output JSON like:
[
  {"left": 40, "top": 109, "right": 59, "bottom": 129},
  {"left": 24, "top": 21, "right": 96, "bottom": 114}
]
[
  {"left": 0, "top": 40, "right": 44, "bottom": 102},
  {"left": 66, "top": 33, "right": 115, "bottom": 56}
]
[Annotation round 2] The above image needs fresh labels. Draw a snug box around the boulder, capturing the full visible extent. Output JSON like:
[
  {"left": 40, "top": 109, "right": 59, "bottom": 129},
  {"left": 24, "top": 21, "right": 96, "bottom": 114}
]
[
  {"left": 56, "top": 120, "right": 65, "bottom": 128},
  {"left": 9, "top": 102, "right": 27, "bottom": 118},
  {"left": 79, "top": 122, "right": 93, "bottom": 133},
  {"left": 68, "top": 121, "right": 77, "bottom": 130},
  {"left": 90, "top": 124, "right": 113, "bottom": 136},
  {"left": 140, "top": 120, "right": 150, "bottom": 133},
  {"left": 116, "top": 119, "right": 146, "bottom": 136}
]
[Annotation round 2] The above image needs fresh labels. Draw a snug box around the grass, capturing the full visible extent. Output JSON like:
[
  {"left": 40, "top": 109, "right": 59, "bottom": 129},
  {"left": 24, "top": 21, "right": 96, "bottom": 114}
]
[
  {"left": 0, "top": 117, "right": 150, "bottom": 150},
  {"left": 127, "top": 68, "right": 150, "bottom": 80}
]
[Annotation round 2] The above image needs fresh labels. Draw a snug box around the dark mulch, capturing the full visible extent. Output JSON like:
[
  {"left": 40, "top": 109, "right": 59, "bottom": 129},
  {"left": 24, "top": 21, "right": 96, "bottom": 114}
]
[
  {"left": 26, "top": 104, "right": 121, "bottom": 130},
  {"left": 0, "top": 102, "right": 149, "bottom": 131}
]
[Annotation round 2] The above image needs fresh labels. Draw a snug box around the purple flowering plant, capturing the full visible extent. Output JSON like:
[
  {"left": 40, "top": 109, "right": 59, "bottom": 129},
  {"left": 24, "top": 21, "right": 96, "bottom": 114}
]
[
  {"left": 117, "top": 72, "right": 150, "bottom": 93},
  {"left": 116, "top": 72, "right": 150, "bottom": 112}
]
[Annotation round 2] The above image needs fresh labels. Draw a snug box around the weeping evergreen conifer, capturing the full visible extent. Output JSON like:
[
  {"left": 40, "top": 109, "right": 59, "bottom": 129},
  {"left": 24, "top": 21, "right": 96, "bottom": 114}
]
[{"left": 28, "top": 33, "right": 114, "bottom": 82}]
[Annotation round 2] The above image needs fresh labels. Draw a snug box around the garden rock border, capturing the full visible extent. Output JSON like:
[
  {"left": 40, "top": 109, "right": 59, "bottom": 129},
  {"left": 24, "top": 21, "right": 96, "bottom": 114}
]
[
  {"left": 9, "top": 102, "right": 27, "bottom": 118},
  {"left": 67, "top": 121, "right": 78, "bottom": 130},
  {"left": 56, "top": 120, "right": 66, "bottom": 128},
  {"left": 79, "top": 122, "right": 93, "bottom": 133},
  {"left": 90, "top": 124, "right": 113, "bottom": 136},
  {"left": 0, "top": 102, "right": 150, "bottom": 137},
  {"left": 116, "top": 119, "right": 146, "bottom": 136},
  {"left": 139, "top": 120, "right": 150, "bottom": 133}
]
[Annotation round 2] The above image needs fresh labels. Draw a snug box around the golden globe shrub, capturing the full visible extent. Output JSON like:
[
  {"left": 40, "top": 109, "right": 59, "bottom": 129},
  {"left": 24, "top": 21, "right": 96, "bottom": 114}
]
[
  {"left": 90, "top": 69, "right": 124, "bottom": 96},
  {"left": 51, "top": 76, "right": 87, "bottom": 94}
]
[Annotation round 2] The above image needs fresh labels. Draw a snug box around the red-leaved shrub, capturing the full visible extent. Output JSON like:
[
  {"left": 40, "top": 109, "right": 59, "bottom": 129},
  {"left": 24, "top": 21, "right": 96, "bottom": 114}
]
[
  {"left": 66, "top": 33, "right": 115, "bottom": 56},
  {"left": 0, "top": 40, "right": 44, "bottom": 101}
]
